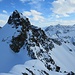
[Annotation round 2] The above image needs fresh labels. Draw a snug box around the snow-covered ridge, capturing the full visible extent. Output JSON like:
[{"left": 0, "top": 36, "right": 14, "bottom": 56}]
[
  {"left": 0, "top": 60, "right": 66, "bottom": 75},
  {"left": 45, "top": 24, "right": 75, "bottom": 43}
]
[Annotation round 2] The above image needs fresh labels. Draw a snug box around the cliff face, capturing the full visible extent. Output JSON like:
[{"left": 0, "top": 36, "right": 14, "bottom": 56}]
[
  {"left": 8, "top": 10, "right": 54, "bottom": 56},
  {"left": 8, "top": 10, "right": 56, "bottom": 72}
]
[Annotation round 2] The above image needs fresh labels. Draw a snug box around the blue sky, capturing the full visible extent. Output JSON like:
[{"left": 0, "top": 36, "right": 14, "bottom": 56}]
[{"left": 0, "top": 0, "right": 75, "bottom": 27}]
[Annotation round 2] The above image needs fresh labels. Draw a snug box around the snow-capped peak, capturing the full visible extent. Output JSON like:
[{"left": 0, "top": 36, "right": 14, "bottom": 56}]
[{"left": 8, "top": 10, "right": 30, "bottom": 28}]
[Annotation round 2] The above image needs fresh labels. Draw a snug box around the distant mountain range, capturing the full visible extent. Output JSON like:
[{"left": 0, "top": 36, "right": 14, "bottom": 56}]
[{"left": 0, "top": 10, "right": 75, "bottom": 75}]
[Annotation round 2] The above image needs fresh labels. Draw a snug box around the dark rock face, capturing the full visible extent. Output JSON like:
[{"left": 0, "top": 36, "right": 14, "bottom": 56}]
[
  {"left": 22, "top": 73, "right": 28, "bottom": 75},
  {"left": 9, "top": 10, "right": 54, "bottom": 54},
  {"left": 8, "top": 10, "right": 31, "bottom": 28},
  {"left": 55, "top": 66, "right": 60, "bottom": 72},
  {"left": 51, "top": 38, "right": 62, "bottom": 45},
  {"left": 0, "top": 26, "right": 2, "bottom": 30},
  {"left": 67, "top": 71, "right": 75, "bottom": 75},
  {"left": 9, "top": 10, "right": 29, "bottom": 52},
  {"left": 10, "top": 32, "right": 27, "bottom": 52}
]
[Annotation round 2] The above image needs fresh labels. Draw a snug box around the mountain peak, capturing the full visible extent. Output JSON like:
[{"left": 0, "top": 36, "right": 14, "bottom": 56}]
[
  {"left": 8, "top": 10, "right": 31, "bottom": 28},
  {"left": 9, "top": 10, "right": 20, "bottom": 20},
  {"left": 13, "top": 10, "right": 19, "bottom": 14}
]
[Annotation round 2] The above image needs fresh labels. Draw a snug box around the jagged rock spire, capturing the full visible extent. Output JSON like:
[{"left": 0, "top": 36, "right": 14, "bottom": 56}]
[{"left": 8, "top": 10, "right": 31, "bottom": 27}]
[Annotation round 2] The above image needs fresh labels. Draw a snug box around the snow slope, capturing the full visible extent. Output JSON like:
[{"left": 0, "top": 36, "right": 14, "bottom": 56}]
[
  {"left": 44, "top": 24, "right": 75, "bottom": 73},
  {"left": 0, "top": 60, "right": 64, "bottom": 75},
  {"left": 0, "top": 24, "right": 31, "bottom": 72},
  {"left": 50, "top": 43, "right": 75, "bottom": 72}
]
